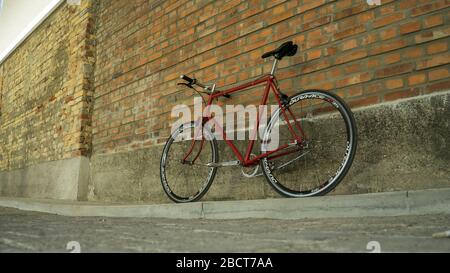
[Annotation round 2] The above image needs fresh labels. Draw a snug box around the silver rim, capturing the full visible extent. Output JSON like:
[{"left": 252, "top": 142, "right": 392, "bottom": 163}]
[{"left": 160, "top": 122, "right": 217, "bottom": 202}]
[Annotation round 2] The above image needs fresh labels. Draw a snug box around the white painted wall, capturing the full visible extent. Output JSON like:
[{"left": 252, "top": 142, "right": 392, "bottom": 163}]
[{"left": 0, "top": 0, "right": 65, "bottom": 63}]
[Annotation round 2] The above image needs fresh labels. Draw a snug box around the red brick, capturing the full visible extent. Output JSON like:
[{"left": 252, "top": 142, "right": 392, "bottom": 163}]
[
  {"left": 427, "top": 42, "right": 448, "bottom": 55},
  {"left": 429, "top": 69, "right": 450, "bottom": 81},
  {"left": 375, "top": 63, "right": 415, "bottom": 79},
  {"left": 347, "top": 86, "right": 363, "bottom": 97},
  {"left": 368, "top": 59, "right": 380, "bottom": 69},
  {"left": 326, "top": 46, "right": 338, "bottom": 56},
  {"left": 327, "top": 68, "right": 342, "bottom": 78},
  {"left": 424, "top": 14, "right": 444, "bottom": 29},
  {"left": 415, "top": 28, "right": 450, "bottom": 44},
  {"left": 427, "top": 80, "right": 450, "bottom": 93},
  {"left": 135, "top": 127, "right": 148, "bottom": 135},
  {"left": 384, "top": 89, "right": 420, "bottom": 102},
  {"left": 266, "top": 9, "right": 294, "bottom": 25},
  {"left": 307, "top": 49, "right": 322, "bottom": 61},
  {"left": 199, "top": 57, "right": 218, "bottom": 69},
  {"left": 411, "top": 2, "right": 450, "bottom": 17},
  {"left": 341, "top": 39, "right": 358, "bottom": 51},
  {"left": 344, "top": 63, "right": 361, "bottom": 74},
  {"left": 408, "top": 74, "right": 426, "bottom": 86},
  {"left": 336, "top": 72, "right": 371, "bottom": 88},
  {"left": 404, "top": 48, "right": 423, "bottom": 59},
  {"left": 301, "top": 59, "right": 331, "bottom": 74},
  {"left": 399, "top": 1, "right": 417, "bottom": 9},
  {"left": 334, "top": 26, "right": 365, "bottom": 41},
  {"left": 121, "top": 116, "right": 134, "bottom": 125},
  {"left": 358, "top": 11, "right": 375, "bottom": 23},
  {"left": 384, "top": 53, "right": 401, "bottom": 64},
  {"left": 416, "top": 53, "right": 450, "bottom": 70},
  {"left": 335, "top": 50, "right": 367, "bottom": 65},
  {"left": 370, "top": 39, "right": 407, "bottom": 55},
  {"left": 380, "top": 28, "right": 397, "bottom": 41},
  {"left": 400, "top": 21, "right": 421, "bottom": 35},
  {"left": 386, "top": 79, "right": 404, "bottom": 89},
  {"left": 302, "top": 16, "right": 331, "bottom": 32},
  {"left": 273, "top": 5, "right": 286, "bottom": 15},
  {"left": 348, "top": 96, "right": 379, "bottom": 109},
  {"left": 334, "top": 4, "right": 365, "bottom": 20},
  {"left": 373, "top": 13, "right": 405, "bottom": 29},
  {"left": 297, "top": 0, "right": 326, "bottom": 14},
  {"left": 335, "top": 0, "right": 353, "bottom": 10},
  {"left": 366, "top": 82, "right": 383, "bottom": 94}
]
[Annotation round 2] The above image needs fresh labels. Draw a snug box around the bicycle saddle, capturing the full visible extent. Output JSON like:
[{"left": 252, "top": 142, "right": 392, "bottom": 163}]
[{"left": 261, "top": 41, "right": 298, "bottom": 60}]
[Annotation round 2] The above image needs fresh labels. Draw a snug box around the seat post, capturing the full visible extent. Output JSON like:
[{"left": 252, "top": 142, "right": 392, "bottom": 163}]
[{"left": 270, "top": 59, "right": 279, "bottom": 75}]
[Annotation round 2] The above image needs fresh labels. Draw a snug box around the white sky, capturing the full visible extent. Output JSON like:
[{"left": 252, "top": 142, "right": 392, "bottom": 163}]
[{"left": 0, "top": 0, "right": 62, "bottom": 63}]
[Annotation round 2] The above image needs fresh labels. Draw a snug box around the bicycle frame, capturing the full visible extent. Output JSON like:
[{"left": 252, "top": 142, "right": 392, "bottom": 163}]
[{"left": 182, "top": 74, "right": 305, "bottom": 168}]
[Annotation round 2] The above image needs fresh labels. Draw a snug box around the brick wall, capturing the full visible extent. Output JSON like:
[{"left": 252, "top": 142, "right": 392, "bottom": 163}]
[
  {"left": 1, "top": 0, "right": 449, "bottom": 171},
  {"left": 0, "top": 1, "right": 97, "bottom": 171},
  {"left": 92, "top": 0, "right": 450, "bottom": 156}
]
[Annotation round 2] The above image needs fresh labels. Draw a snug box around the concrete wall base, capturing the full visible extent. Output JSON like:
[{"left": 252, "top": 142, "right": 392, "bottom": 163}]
[{"left": 0, "top": 157, "right": 89, "bottom": 201}]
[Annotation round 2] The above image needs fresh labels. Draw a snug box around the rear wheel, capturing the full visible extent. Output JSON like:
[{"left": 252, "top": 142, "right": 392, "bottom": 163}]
[
  {"left": 160, "top": 122, "right": 218, "bottom": 203},
  {"left": 260, "top": 90, "right": 357, "bottom": 197}
]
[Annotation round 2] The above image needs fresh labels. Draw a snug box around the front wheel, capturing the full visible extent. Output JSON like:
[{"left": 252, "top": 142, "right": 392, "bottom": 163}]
[
  {"left": 260, "top": 90, "right": 357, "bottom": 198},
  {"left": 160, "top": 122, "right": 219, "bottom": 203}
]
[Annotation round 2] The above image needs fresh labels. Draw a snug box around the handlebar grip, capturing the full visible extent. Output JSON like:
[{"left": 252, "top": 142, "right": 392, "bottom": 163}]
[{"left": 180, "top": 75, "right": 194, "bottom": 84}]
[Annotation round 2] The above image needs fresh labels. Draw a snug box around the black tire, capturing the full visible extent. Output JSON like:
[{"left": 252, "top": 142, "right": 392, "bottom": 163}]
[
  {"left": 260, "top": 90, "right": 357, "bottom": 198},
  {"left": 160, "top": 122, "right": 219, "bottom": 203}
]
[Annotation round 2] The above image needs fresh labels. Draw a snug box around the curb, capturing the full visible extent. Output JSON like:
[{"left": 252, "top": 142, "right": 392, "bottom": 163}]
[{"left": 0, "top": 188, "right": 449, "bottom": 220}]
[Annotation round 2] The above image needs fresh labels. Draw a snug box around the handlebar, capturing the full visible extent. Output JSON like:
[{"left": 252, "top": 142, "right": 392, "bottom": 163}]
[
  {"left": 180, "top": 75, "right": 206, "bottom": 89},
  {"left": 180, "top": 75, "right": 195, "bottom": 84},
  {"left": 179, "top": 74, "right": 231, "bottom": 99}
]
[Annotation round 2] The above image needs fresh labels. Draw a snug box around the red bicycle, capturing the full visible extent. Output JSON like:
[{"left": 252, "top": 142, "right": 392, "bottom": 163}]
[{"left": 160, "top": 41, "right": 357, "bottom": 203}]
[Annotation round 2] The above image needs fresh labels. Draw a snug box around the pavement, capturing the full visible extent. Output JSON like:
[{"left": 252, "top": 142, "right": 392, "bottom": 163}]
[
  {"left": 0, "top": 207, "right": 448, "bottom": 253},
  {"left": 0, "top": 189, "right": 449, "bottom": 253}
]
